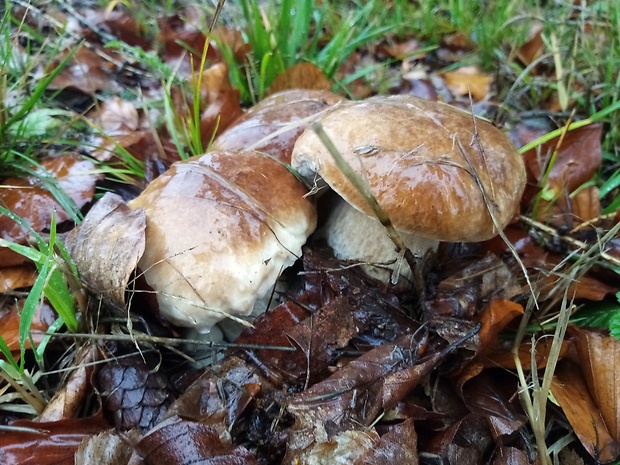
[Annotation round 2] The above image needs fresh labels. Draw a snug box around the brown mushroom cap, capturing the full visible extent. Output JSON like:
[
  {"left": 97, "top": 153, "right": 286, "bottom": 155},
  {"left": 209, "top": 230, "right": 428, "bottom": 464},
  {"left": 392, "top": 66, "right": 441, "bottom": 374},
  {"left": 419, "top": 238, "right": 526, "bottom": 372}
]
[
  {"left": 292, "top": 95, "right": 526, "bottom": 242},
  {"left": 128, "top": 150, "right": 317, "bottom": 332},
  {"left": 212, "top": 89, "right": 344, "bottom": 164}
]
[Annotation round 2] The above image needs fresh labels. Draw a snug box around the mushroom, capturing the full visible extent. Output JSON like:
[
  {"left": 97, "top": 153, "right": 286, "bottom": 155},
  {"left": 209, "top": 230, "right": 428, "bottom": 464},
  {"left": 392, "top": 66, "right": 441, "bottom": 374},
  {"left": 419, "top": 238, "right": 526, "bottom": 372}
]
[
  {"left": 211, "top": 89, "right": 344, "bottom": 164},
  {"left": 291, "top": 95, "right": 526, "bottom": 285},
  {"left": 128, "top": 150, "right": 317, "bottom": 333}
]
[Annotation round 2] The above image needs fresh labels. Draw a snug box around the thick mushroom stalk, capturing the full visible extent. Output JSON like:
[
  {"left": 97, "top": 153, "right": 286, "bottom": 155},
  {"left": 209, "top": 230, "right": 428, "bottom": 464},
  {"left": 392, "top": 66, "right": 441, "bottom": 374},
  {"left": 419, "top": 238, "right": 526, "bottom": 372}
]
[
  {"left": 128, "top": 150, "right": 317, "bottom": 333},
  {"left": 320, "top": 198, "right": 438, "bottom": 284},
  {"left": 292, "top": 95, "right": 526, "bottom": 286}
]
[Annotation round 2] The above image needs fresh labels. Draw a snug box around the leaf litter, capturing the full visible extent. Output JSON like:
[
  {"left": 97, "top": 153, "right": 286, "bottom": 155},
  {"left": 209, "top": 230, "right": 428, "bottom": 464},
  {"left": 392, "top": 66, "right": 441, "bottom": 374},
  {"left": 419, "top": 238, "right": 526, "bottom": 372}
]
[{"left": 0, "top": 2, "right": 620, "bottom": 465}]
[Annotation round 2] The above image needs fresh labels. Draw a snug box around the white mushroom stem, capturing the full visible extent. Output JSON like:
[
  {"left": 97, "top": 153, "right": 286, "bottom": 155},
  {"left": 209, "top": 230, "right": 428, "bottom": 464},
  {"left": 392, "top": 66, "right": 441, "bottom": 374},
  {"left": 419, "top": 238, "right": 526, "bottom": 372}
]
[{"left": 320, "top": 198, "right": 438, "bottom": 286}]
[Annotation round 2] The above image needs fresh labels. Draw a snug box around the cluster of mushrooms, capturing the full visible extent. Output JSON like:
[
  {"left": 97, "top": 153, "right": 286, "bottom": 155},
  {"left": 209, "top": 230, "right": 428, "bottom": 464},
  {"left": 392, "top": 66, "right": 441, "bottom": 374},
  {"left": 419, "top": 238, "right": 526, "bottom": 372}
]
[{"left": 127, "top": 90, "right": 526, "bottom": 338}]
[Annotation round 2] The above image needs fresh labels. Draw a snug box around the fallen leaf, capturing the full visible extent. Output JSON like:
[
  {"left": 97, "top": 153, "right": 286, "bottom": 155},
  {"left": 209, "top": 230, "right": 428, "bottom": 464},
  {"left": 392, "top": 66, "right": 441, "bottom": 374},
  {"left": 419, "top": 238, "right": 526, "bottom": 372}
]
[
  {"left": 552, "top": 360, "right": 620, "bottom": 463},
  {"left": 354, "top": 419, "right": 419, "bottom": 465},
  {"left": 0, "top": 154, "right": 100, "bottom": 266},
  {"left": 136, "top": 415, "right": 259, "bottom": 465},
  {"left": 521, "top": 123, "right": 602, "bottom": 196},
  {"left": 442, "top": 66, "right": 492, "bottom": 101},
  {"left": 265, "top": 62, "right": 332, "bottom": 96},
  {"left": 516, "top": 23, "right": 545, "bottom": 67},
  {"left": 48, "top": 46, "right": 117, "bottom": 95},
  {"left": 576, "top": 329, "right": 620, "bottom": 442},
  {"left": 64, "top": 192, "right": 146, "bottom": 309},
  {"left": 477, "top": 299, "right": 524, "bottom": 354},
  {"left": 39, "top": 344, "right": 100, "bottom": 422},
  {"left": 0, "top": 265, "right": 37, "bottom": 292},
  {"left": 0, "top": 299, "right": 56, "bottom": 353},
  {"left": 0, "top": 415, "right": 110, "bottom": 465}
]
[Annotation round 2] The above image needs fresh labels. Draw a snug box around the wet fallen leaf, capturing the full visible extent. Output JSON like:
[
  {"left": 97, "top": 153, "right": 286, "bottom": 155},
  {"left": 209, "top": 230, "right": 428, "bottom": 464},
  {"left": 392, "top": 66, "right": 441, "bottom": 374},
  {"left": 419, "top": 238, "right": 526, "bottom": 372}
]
[
  {"left": 0, "top": 415, "right": 110, "bottom": 465},
  {"left": 355, "top": 419, "right": 419, "bottom": 465},
  {"left": 0, "top": 265, "right": 37, "bottom": 292},
  {"left": 0, "top": 154, "right": 100, "bottom": 266},
  {"left": 0, "top": 299, "right": 56, "bottom": 353},
  {"left": 442, "top": 66, "right": 492, "bottom": 101},
  {"left": 98, "top": 96, "right": 140, "bottom": 134},
  {"left": 64, "top": 192, "right": 146, "bottom": 309},
  {"left": 552, "top": 360, "right": 620, "bottom": 463},
  {"left": 521, "top": 123, "right": 602, "bottom": 196},
  {"left": 576, "top": 329, "right": 620, "bottom": 442},
  {"left": 135, "top": 415, "right": 259, "bottom": 465},
  {"left": 265, "top": 62, "right": 332, "bottom": 96}
]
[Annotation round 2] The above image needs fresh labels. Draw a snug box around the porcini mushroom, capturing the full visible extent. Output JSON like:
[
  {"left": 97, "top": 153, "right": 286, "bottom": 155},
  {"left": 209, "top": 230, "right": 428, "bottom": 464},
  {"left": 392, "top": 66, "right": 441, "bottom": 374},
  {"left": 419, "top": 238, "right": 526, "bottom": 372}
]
[
  {"left": 212, "top": 89, "right": 344, "bottom": 164},
  {"left": 128, "top": 150, "right": 317, "bottom": 333},
  {"left": 291, "top": 95, "right": 526, "bottom": 285}
]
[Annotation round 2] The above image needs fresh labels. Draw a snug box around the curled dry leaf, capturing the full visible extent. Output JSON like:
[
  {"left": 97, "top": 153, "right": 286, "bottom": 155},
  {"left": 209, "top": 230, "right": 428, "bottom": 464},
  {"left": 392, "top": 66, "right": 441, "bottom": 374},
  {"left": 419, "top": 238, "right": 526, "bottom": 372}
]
[
  {"left": 165, "top": 355, "right": 270, "bottom": 440},
  {"left": 576, "top": 329, "right": 620, "bottom": 442},
  {"left": 265, "top": 62, "right": 332, "bottom": 97},
  {"left": 0, "top": 154, "right": 100, "bottom": 266},
  {"left": 38, "top": 344, "right": 100, "bottom": 422},
  {"left": 552, "top": 361, "right": 620, "bottom": 463},
  {"left": 64, "top": 192, "right": 146, "bottom": 309},
  {"left": 476, "top": 299, "right": 524, "bottom": 354}
]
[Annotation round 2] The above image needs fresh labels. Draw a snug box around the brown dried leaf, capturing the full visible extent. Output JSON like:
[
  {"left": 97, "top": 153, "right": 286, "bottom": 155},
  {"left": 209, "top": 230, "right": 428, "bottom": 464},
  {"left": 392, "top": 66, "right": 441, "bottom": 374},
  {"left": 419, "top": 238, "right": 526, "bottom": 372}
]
[
  {"left": 0, "top": 265, "right": 37, "bottom": 292},
  {"left": 0, "top": 154, "right": 100, "bottom": 266},
  {"left": 552, "top": 361, "right": 620, "bottom": 463},
  {"left": 98, "top": 96, "right": 140, "bottom": 134},
  {"left": 39, "top": 344, "right": 100, "bottom": 422},
  {"left": 266, "top": 62, "right": 332, "bottom": 97},
  {"left": 166, "top": 355, "right": 267, "bottom": 438},
  {"left": 522, "top": 123, "right": 602, "bottom": 195},
  {"left": 482, "top": 336, "right": 570, "bottom": 370},
  {"left": 353, "top": 419, "right": 419, "bottom": 465},
  {"left": 0, "top": 415, "right": 110, "bottom": 465},
  {"left": 477, "top": 299, "right": 524, "bottom": 354},
  {"left": 461, "top": 371, "right": 526, "bottom": 439},
  {"left": 136, "top": 416, "right": 259, "bottom": 465},
  {"left": 576, "top": 329, "right": 620, "bottom": 442},
  {"left": 64, "top": 192, "right": 145, "bottom": 309},
  {"left": 442, "top": 66, "right": 492, "bottom": 101},
  {"left": 286, "top": 429, "right": 381, "bottom": 465},
  {"left": 0, "top": 299, "right": 56, "bottom": 353},
  {"left": 49, "top": 46, "right": 116, "bottom": 94},
  {"left": 516, "top": 24, "right": 545, "bottom": 67}
]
